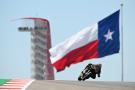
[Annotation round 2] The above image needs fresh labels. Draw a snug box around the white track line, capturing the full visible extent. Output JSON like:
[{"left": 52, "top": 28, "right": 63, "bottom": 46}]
[
  {"left": 0, "top": 80, "right": 34, "bottom": 90},
  {"left": 22, "top": 80, "right": 34, "bottom": 90}
]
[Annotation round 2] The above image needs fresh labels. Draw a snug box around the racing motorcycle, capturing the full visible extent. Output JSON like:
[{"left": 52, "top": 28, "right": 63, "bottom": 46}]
[{"left": 78, "top": 63, "right": 102, "bottom": 81}]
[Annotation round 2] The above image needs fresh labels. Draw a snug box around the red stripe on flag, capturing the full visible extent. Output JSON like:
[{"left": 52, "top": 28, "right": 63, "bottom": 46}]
[{"left": 53, "top": 40, "right": 99, "bottom": 72}]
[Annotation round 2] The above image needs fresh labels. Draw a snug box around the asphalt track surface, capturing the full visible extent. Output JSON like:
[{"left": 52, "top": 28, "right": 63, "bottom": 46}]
[{"left": 26, "top": 80, "right": 135, "bottom": 90}]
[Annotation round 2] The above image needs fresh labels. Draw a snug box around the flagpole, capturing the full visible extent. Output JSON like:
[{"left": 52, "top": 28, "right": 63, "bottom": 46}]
[{"left": 120, "top": 3, "right": 124, "bottom": 82}]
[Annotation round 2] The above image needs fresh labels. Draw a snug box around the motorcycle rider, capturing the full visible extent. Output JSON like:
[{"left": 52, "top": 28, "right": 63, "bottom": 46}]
[{"left": 78, "top": 63, "right": 102, "bottom": 81}]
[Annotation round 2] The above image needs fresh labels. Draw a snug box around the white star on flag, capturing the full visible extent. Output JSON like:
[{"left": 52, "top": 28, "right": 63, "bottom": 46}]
[{"left": 104, "top": 29, "right": 114, "bottom": 42}]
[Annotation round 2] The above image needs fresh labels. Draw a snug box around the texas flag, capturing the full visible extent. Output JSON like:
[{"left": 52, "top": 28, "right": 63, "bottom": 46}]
[{"left": 49, "top": 10, "right": 120, "bottom": 72}]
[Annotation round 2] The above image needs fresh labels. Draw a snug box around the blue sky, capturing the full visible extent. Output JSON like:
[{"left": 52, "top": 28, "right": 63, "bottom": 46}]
[{"left": 0, "top": 0, "right": 135, "bottom": 81}]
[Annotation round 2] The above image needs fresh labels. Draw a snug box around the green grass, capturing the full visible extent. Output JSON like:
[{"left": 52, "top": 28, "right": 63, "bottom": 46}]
[{"left": 0, "top": 79, "right": 10, "bottom": 85}]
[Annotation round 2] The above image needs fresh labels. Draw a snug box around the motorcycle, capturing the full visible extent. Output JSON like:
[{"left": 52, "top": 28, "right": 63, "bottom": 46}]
[{"left": 78, "top": 63, "right": 101, "bottom": 81}]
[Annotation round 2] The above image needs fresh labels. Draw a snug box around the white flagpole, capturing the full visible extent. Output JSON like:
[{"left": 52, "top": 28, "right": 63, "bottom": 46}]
[{"left": 120, "top": 3, "right": 124, "bottom": 82}]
